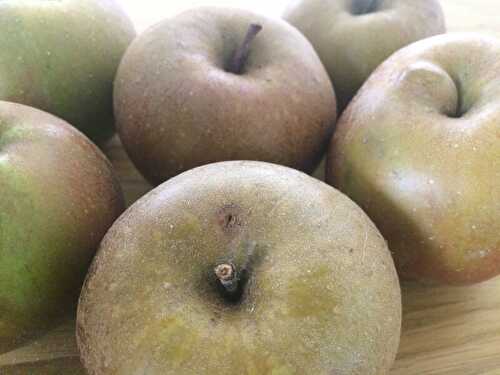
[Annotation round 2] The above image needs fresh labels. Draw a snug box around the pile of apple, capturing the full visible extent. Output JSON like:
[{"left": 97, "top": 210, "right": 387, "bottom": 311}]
[{"left": 0, "top": 0, "right": 498, "bottom": 374}]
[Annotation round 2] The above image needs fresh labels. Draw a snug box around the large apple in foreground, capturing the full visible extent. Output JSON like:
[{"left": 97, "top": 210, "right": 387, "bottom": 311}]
[
  {"left": 114, "top": 7, "right": 337, "bottom": 185},
  {"left": 0, "top": 0, "right": 135, "bottom": 142},
  {"left": 283, "top": 0, "right": 445, "bottom": 110},
  {"left": 0, "top": 102, "right": 125, "bottom": 352},
  {"left": 327, "top": 33, "right": 500, "bottom": 285},
  {"left": 77, "top": 161, "right": 401, "bottom": 375}
]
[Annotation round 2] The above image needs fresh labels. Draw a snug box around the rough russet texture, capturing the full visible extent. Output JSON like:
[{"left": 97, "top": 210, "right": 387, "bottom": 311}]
[
  {"left": 78, "top": 161, "right": 401, "bottom": 375},
  {"left": 0, "top": 101, "right": 125, "bottom": 352},
  {"left": 0, "top": 0, "right": 135, "bottom": 141},
  {"left": 114, "top": 7, "right": 337, "bottom": 185},
  {"left": 284, "top": 0, "right": 445, "bottom": 110},
  {"left": 327, "top": 33, "right": 500, "bottom": 285}
]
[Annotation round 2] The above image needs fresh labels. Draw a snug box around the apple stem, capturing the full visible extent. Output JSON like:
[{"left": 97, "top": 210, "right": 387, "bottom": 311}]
[
  {"left": 214, "top": 263, "right": 239, "bottom": 293},
  {"left": 353, "top": 0, "right": 379, "bottom": 15},
  {"left": 226, "top": 23, "right": 263, "bottom": 75}
]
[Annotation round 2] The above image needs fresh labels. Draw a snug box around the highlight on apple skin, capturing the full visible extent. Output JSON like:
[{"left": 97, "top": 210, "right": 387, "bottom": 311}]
[
  {"left": 114, "top": 7, "right": 337, "bottom": 185},
  {"left": 327, "top": 33, "right": 500, "bottom": 285},
  {"left": 77, "top": 161, "right": 401, "bottom": 375},
  {"left": 283, "top": 0, "right": 446, "bottom": 111}
]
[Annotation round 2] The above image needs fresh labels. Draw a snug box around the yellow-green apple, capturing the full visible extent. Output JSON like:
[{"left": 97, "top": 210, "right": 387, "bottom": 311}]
[
  {"left": 77, "top": 161, "right": 401, "bottom": 375},
  {"left": 283, "top": 0, "right": 446, "bottom": 110},
  {"left": 0, "top": 101, "right": 125, "bottom": 352},
  {"left": 0, "top": 0, "right": 135, "bottom": 142},
  {"left": 327, "top": 33, "right": 500, "bottom": 285},
  {"left": 114, "top": 7, "right": 337, "bottom": 185}
]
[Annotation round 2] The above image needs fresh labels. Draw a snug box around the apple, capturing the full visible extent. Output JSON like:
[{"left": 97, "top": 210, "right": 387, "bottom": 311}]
[
  {"left": 0, "top": 101, "right": 125, "bottom": 352},
  {"left": 283, "top": 0, "right": 446, "bottom": 111},
  {"left": 114, "top": 7, "right": 337, "bottom": 185},
  {"left": 327, "top": 33, "right": 500, "bottom": 285},
  {"left": 77, "top": 161, "right": 401, "bottom": 375},
  {"left": 0, "top": 0, "right": 135, "bottom": 142}
]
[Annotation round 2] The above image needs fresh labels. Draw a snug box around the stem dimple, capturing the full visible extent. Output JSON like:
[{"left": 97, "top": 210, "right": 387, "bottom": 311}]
[{"left": 226, "top": 23, "right": 263, "bottom": 75}]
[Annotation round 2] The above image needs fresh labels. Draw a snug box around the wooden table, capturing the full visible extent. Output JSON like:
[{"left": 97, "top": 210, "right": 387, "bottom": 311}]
[{"left": 1, "top": 1, "right": 499, "bottom": 373}]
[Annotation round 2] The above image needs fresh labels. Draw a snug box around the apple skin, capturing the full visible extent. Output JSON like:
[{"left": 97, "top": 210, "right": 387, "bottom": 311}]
[
  {"left": 0, "top": 101, "right": 125, "bottom": 352},
  {"left": 327, "top": 33, "right": 500, "bottom": 285},
  {"left": 77, "top": 161, "right": 401, "bottom": 375},
  {"left": 283, "top": 0, "right": 445, "bottom": 111},
  {"left": 114, "top": 7, "right": 337, "bottom": 185},
  {"left": 0, "top": 0, "right": 135, "bottom": 142}
]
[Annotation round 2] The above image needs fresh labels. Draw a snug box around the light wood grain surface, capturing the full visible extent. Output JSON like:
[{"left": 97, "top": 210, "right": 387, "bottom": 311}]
[{"left": 1, "top": 1, "right": 499, "bottom": 373}]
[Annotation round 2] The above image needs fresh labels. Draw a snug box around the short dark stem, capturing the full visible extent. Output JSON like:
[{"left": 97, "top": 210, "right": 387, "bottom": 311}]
[
  {"left": 352, "top": 0, "right": 379, "bottom": 15},
  {"left": 366, "top": 0, "right": 379, "bottom": 13},
  {"left": 214, "top": 241, "right": 257, "bottom": 303},
  {"left": 226, "top": 23, "right": 263, "bottom": 75},
  {"left": 214, "top": 263, "right": 239, "bottom": 294},
  {"left": 455, "top": 79, "right": 465, "bottom": 118}
]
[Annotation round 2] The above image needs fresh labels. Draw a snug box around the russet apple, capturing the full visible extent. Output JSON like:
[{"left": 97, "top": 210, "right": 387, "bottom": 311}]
[
  {"left": 327, "top": 33, "right": 500, "bottom": 285},
  {"left": 0, "top": 0, "right": 135, "bottom": 141},
  {"left": 114, "top": 7, "right": 337, "bottom": 185},
  {"left": 283, "top": 0, "right": 446, "bottom": 110},
  {"left": 0, "top": 101, "right": 125, "bottom": 352},
  {"left": 77, "top": 161, "right": 401, "bottom": 375}
]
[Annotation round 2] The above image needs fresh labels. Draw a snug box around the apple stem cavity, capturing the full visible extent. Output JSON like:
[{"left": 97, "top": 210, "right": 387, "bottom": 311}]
[{"left": 226, "top": 23, "right": 263, "bottom": 75}]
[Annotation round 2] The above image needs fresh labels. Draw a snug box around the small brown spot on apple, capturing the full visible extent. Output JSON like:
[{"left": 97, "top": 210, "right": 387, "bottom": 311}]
[{"left": 217, "top": 203, "right": 243, "bottom": 233}]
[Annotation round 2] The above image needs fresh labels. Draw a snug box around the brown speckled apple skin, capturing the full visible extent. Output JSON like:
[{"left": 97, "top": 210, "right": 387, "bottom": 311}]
[
  {"left": 327, "top": 33, "right": 500, "bottom": 285},
  {"left": 0, "top": 101, "right": 125, "bottom": 352},
  {"left": 284, "top": 0, "right": 445, "bottom": 111},
  {"left": 114, "top": 7, "right": 337, "bottom": 186},
  {"left": 77, "top": 161, "right": 401, "bottom": 375}
]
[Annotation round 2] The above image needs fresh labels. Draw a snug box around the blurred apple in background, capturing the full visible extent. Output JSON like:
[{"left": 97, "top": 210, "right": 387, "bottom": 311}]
[
  {"left": 0, "top": 0, "right": 135, "bottom": 142},
  {"left": 327, "top": 33, "right": 500, "bottom": 285},
  {"left": 283, "top": 0, "right": 446, "bottom": 111}
]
